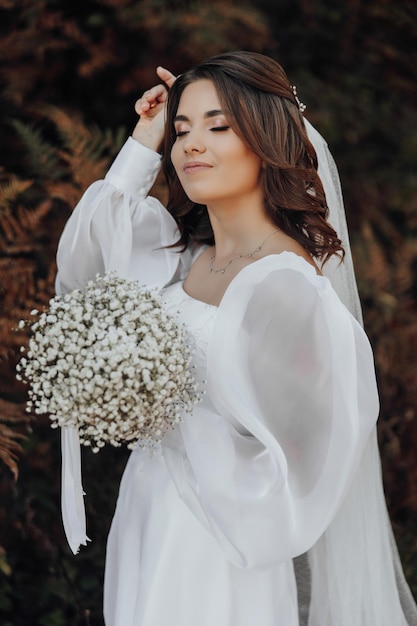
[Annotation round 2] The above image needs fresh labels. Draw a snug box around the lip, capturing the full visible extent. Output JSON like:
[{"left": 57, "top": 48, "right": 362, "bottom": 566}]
[{"left": 183, "top": 161, "right": 213, "bottom": 174}]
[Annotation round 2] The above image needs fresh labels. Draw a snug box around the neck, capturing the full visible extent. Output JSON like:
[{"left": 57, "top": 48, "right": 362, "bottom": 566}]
[{"left": 207, "top": 198, "right": 276, "bottom": 260}]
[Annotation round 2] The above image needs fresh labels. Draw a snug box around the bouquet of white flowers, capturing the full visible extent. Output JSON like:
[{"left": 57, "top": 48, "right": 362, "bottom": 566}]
[{"left": 16, "top": 272, "right": 200, "bottom": 452}]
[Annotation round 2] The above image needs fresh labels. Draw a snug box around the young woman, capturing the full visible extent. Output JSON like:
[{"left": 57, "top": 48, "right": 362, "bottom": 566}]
[{"left": 56, "top": 51, "right": 417, "bottom": 626}]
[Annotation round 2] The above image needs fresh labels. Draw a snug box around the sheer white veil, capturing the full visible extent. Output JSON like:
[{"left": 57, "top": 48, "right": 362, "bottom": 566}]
[{"left": 298, "top": 119, "right": 417, "bottom": 626}]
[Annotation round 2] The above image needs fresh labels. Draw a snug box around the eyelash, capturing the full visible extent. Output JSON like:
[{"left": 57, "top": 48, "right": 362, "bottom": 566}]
[{"left": 175, "top": 125, "right": 230, "bottom": 138}]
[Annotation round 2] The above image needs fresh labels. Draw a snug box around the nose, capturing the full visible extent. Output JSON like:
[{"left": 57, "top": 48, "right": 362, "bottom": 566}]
[{"left": 183, "top": 133, "right": 205, "bottom": 154}]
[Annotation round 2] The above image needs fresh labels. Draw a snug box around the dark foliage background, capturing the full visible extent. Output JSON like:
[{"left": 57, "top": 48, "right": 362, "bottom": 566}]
[{"left": 0, "top": 0, "right": 416, "bottom": 624}]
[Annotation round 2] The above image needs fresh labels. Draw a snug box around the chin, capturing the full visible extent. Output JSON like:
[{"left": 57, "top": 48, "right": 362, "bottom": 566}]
[{"left": 183, "top": 190, "right": 213, "bottom": 205}]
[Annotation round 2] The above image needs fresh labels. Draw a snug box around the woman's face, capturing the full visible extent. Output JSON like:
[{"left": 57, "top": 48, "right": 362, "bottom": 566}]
[{"left": 170, "top": 79, "right": 262, "bottom": 208}]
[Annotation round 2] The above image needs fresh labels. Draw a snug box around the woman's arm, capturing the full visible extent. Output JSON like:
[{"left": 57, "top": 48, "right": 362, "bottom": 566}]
[{"left": 55, "top": 68, "right": 184, "bottom": 294}]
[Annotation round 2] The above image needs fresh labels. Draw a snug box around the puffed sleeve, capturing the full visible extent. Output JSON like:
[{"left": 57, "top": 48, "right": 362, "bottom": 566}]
[
  {"left": 55, "top": 137, "right": 184, "bottom": 295},
  {"left": 57, "top": 138, "right": 188, "bottom": 555},
  {"left": 163, "top": 253, "right": 379, "bottom": 569}
]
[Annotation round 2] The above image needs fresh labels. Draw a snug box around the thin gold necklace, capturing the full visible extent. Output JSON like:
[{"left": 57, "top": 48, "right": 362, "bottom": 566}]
[{"left": 208, "top": 229, "right": 280, "bottom": 275}]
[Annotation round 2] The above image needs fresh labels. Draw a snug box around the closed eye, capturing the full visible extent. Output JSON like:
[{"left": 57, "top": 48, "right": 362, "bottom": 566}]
[{"left": 175, "top": 125, "right": 229, "bottom": 138}]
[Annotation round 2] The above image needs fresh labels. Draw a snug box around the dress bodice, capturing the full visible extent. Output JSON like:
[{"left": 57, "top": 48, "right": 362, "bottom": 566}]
[{"left": 161, "top": 280, "right": 218, "bottom": 404}]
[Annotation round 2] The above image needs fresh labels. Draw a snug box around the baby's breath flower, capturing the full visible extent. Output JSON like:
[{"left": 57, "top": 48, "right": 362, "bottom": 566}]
[{"left": 17, "top": 272, "right": 200, "bottom": 451}]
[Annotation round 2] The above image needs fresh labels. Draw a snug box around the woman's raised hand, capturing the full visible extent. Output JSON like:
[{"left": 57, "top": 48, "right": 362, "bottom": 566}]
[{"left": 132, "top": 66, "right": 176, "bottom": 152}]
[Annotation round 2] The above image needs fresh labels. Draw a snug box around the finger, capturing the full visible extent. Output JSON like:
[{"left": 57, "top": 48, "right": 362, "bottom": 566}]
[
  {"left": 135, "top": 98, "right": 155, "bottom": 116},
  {"left": 156, "top": 66, "right": 177, "bottom": 88},
  {"left": 134, "top": 68, "right": 176, "bottom": 118},
  {"left": 145, "top": 84, "right": 167, "bottom": 103},
  {"left": 134, "top": 85, "right": 164, "bottom": 115},
  {"left": 135, "top": 97, "right": 149, "bottom": 116}
]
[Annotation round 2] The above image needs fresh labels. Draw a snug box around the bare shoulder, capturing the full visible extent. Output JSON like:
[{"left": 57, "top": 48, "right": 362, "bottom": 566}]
[{"left": 270, "top": 231, "right": 322, "bottom": 275}]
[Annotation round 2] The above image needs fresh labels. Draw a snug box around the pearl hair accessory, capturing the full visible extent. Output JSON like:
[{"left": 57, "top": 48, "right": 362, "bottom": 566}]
[{"left": 291, "top": 85, "right": 307, "bottom": 113}]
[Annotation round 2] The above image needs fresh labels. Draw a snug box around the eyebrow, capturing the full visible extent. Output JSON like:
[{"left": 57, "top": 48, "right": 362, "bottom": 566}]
[{"left": 174, "top": 109, "right": 224, "bottom": 123}]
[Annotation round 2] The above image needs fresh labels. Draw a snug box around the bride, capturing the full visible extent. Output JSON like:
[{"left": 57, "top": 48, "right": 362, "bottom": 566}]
[{"left": 56, "top": 51, "right": 417, "bottom": 625}]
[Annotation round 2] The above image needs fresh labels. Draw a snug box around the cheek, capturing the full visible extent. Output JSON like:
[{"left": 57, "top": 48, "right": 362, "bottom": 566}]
[
  {"left": 248, "top": 151, "right": 262, "bottom": 179},
  {"left": 236, "top": 153, "right": 262, "bottom": 185},
  {"left": 226, "top": 139, "right": 262, "bottom": 181}
]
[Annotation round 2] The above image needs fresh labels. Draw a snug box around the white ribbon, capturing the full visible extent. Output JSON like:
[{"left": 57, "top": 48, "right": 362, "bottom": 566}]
[{"left": 61, "top": 427, "right": 89, "bottom": 554}]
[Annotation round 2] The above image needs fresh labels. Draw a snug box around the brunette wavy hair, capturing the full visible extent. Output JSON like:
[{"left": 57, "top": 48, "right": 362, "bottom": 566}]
[{"left": 162, "top": 51, "right": 344, "bottom": 263}]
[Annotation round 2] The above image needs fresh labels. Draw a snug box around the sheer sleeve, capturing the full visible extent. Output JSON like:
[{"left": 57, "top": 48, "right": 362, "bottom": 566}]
[
  {"left": 57, "top": 138, "right": 189, "bottom": 555},
  {"left": 55, "top": 137, "right": 185, "bottom": 295},
  {"left": 163, "top": 253, "right": 379, "bottom": 569}
]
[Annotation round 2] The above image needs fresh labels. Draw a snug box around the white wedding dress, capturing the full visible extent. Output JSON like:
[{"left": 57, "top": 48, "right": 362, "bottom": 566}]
[
  {"left": 104, "top": 281, "right": 300, "bottom": 626},
  {"left": 56, "top": 137, "right": 417, "bottom": 626}
]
